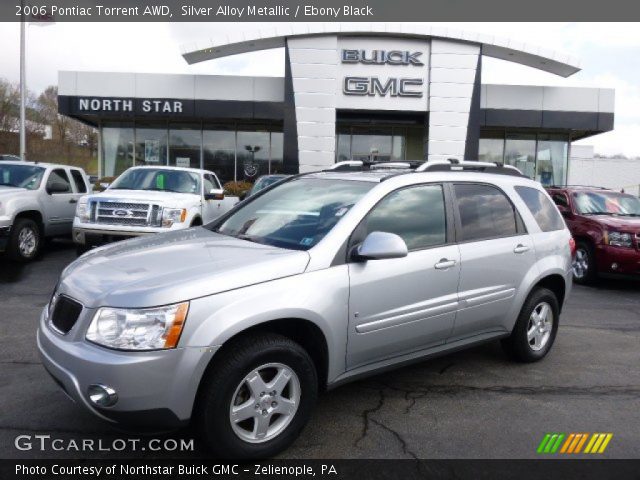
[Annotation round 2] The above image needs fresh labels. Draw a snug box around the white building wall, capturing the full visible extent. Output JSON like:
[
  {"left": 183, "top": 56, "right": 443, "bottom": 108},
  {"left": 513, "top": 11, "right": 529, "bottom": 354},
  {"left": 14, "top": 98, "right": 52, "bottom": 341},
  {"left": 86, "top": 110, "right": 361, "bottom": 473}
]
[
  {"left": 287, "top": 35, "right": 338, "bottom": 173},
  {"left": 569, "top": 145, "right": 640, "bottom": 195},
  {"left": 428, "top": 39, "right": 480, "bottom": 162}
]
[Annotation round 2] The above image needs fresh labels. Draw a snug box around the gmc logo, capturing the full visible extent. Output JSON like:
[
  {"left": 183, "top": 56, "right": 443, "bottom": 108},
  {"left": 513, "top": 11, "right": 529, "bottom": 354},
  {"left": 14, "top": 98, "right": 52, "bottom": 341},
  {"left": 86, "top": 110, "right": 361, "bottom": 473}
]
[
  {"left": 341, "top": 49, "right": 424, "bottom": 66},
  {"left": 343, "top": 77, "right": 423, "bottom": 97}
]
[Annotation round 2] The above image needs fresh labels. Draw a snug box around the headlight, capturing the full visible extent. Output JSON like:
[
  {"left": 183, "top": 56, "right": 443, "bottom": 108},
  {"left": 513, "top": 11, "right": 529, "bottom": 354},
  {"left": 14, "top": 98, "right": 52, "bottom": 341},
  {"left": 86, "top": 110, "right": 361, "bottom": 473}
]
[
  {"left": 161, "top": 208, "right": 187, "bottom": 227},
  {"left": 75, "top": 200, "right": 90, "bottom": 222},
  {"left": 604, "top": 230, "right": 633, "bottom": 248},
  {"left": 86, "top": 302, "right": 189, "bottom": 350},
  {"left": 0, "top": 200, "right": 4, "bottom": 215}
]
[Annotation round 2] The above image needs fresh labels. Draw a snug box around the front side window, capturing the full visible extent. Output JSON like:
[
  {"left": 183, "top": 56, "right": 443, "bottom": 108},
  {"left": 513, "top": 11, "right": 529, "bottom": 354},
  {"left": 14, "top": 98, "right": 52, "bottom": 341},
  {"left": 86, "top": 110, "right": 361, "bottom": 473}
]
[
  {"left": 551, "top": 193, "right": 569, "bottom": 209},
  {"left": 214, "top": 178, "right": 373, "bottom": 250},
  {"left": 46, "top": 169, "right": 72, "bottom": 193},
  {"left": 454, "top": 183, "right": 518, "bottom": 241},
  {"left": 109, "top": 168, "right": 201, "bottom": 194},
  {"left": 573, "top": 191, "right": 640, "bottom": 216},
  {"left": 515, "top": 186, "right": 565, "bottom": 232},
  {"left": 0, "top": 164, "right": 45, "bottom": 190},
  {"left": 362, "top": 184, "right": 447, "bottom": 250}
]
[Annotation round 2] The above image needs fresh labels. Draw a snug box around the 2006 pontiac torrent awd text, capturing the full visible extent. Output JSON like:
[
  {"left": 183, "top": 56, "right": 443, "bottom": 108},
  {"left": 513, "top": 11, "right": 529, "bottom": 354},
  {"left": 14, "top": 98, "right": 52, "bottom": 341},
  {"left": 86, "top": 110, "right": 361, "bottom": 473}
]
[{"left": 38, "top": 161, "right": 573, "bottom": 458}]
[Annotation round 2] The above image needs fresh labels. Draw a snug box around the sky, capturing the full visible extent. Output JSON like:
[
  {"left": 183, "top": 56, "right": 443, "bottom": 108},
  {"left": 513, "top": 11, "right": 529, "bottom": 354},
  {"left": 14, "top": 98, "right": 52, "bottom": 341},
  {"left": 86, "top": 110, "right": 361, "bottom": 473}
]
[{"left": 1, "top": 22, "right": 639, "bottom": 157}]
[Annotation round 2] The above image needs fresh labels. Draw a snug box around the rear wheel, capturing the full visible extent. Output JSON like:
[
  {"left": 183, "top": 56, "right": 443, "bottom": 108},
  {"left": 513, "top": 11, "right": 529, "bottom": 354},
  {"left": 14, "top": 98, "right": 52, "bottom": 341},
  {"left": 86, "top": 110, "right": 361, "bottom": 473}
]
[
  {"left": 8, "top": 218, "right": 41, "bottom": 262},
  {"left": 573, "top": 241, "right": 597, "bottom": 284},
  {"left": 502, "top": 287, "right": 559, "bottom": 362},
  {"left": 195, "top": 333, "right": 317, "bottom": 459}
]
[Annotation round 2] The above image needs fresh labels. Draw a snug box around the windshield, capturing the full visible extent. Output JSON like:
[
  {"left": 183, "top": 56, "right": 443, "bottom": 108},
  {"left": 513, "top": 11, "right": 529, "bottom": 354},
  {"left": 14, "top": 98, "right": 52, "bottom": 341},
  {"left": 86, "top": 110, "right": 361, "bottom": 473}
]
[
  {"left": 214, "top": 178, "right": 374, "bottom": 250},
  {"left": 0, "top": 164, "right": 45, "bottom": 190},
  {"left": 574, "top": 191, "right": 640, "bottom": 216},
  {"left": 109, "top": 168, "right": 201, "bottom": 194}
]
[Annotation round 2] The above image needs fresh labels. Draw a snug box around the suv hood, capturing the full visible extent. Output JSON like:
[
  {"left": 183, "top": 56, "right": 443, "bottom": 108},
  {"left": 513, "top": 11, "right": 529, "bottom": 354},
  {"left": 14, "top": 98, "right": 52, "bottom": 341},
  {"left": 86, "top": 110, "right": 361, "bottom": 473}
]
[
  {"left": 88, "top": 189, "right": 200, "bottom": 206},
  {"left": 591, "top": 215, "right": 640, "bottom": 232},
  {"left": 58, "top": 228, "right": 310, "bottom": 308}
]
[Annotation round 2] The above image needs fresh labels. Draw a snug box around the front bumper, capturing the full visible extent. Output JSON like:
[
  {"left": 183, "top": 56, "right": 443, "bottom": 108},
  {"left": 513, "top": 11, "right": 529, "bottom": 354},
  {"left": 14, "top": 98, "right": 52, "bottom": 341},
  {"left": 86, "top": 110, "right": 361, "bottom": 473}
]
[
  {"left": 596, "top": 244, "right": 640, "bottom": 277},
  {"left": 37, "top": 306, "right": 218, "bottom": 429}
]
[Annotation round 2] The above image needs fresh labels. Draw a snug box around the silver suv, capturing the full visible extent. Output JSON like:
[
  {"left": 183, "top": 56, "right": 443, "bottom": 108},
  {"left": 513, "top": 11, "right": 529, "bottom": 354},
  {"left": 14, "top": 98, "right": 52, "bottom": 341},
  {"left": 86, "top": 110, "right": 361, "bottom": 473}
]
[{"left": 38, "top": 161, "right": 573, "bottom": 458}]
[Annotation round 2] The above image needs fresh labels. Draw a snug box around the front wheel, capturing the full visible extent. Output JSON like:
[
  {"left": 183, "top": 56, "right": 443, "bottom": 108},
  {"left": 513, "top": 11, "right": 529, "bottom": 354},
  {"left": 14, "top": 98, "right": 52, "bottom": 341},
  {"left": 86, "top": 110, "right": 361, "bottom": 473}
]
[
  {"left": 195, "top": 333, "right": 318, "bottom": 459},
  {"left": 573, "top": 241, "right": 597, "bottom": 284},
  {"left": 7, "top": 218, "right": 42, "bottom": 262},
  {"left": 502, "top": 287, "right": 560, "bottom": 363}
]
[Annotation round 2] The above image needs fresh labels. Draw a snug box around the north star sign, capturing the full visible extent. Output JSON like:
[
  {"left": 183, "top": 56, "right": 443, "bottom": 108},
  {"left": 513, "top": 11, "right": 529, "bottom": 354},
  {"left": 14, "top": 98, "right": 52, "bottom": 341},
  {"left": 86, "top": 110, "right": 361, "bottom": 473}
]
[
  {"left": 341, "top": 49, "right": 424, "bottom": 98},
  {"left": 78, "top": 98, "right": 184, "bottom": 114}
]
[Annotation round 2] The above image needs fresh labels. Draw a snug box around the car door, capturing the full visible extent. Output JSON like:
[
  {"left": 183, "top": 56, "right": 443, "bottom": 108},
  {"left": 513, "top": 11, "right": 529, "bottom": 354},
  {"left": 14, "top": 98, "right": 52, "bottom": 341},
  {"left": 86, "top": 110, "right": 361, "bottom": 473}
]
[
  {"left": 202, "top": 173, "right": 225, "bottom": 222},
  {"left": 449, "top": 183, "right": 537, "bottom": 341},
  {"left": 347, "top": 183, "right": 460, "bottom": 369},
  {"left": 43, "top": 168, "right": 76, "bottom": 235}
]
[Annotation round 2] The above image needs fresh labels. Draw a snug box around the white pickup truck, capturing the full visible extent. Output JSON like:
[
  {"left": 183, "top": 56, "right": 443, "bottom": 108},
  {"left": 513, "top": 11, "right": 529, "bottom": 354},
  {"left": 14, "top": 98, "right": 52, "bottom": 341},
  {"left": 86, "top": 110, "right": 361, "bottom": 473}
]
[
  {"left": 73, "top": 166, "right": 236, "bottom": 254},
  {"left": 0, "top": 161, "right": 90, "bottom": 261}
]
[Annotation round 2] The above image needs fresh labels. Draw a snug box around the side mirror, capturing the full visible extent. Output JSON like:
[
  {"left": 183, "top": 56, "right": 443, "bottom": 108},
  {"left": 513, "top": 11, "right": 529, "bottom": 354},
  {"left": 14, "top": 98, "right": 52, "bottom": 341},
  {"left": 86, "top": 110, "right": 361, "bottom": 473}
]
[
  {"left": 204, "top": 189, "right": 225, "bottom": 201},
  {"left": 352, "top": 231, "right": 408, "bottom": 261},
  {"left": 46, "top": 181, "right": 69, "bottom": 194}
]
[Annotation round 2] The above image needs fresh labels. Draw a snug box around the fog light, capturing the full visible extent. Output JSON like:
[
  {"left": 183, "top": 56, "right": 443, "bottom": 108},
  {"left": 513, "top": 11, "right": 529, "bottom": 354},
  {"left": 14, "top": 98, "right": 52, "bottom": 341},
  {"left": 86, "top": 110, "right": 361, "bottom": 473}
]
[
  {"left": 88, "top": 384, "right": 118, "bottom": 407},
  {"left": 611, "top": 263, "right": 619, "bottom": 270}
]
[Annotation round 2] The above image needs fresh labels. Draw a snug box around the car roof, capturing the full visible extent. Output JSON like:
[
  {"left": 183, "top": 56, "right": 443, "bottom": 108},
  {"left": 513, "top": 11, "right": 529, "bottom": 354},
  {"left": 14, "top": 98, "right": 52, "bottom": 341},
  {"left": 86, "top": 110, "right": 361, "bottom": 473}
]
[
  {"left": 127, "top": 165, "right": 211, "bottom": 175},
  {"left": 0, "top": 160, "right": 83, "bottom": 169},
  {"left": 547, "top": 185, "right": 612, "bottom": 193}
]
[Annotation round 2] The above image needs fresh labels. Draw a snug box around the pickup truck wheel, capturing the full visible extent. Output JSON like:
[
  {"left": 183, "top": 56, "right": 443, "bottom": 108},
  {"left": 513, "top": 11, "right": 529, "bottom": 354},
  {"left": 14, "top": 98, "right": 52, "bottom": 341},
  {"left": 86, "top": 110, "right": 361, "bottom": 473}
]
[
  {"left": 8, "top": 218, "right": 41, "bottom": 262},
  {"left": 502, "top": 287, "right": 559, "bottom": 363},
  {"left": 572, "top": 241, "right": 597, "bottom": 284},
  {"left": 195, "top": 333, "right": 317, "bottom": 459}
]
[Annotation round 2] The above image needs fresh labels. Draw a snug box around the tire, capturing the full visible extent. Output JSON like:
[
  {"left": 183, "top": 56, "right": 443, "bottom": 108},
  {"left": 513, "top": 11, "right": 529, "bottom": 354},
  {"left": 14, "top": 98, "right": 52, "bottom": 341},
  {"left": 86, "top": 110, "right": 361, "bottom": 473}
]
[
  {"left": 195, "top": 333, "right": 318, "bottom": 459},
  {"left": 7, "top": 218, "right": 41, "bottom": 262},
  {"left": 572, "top": 241, "right": 597, "bottom": 285},
  {"left": 502, "top": 287, "right": 560, "bottom": 363}
]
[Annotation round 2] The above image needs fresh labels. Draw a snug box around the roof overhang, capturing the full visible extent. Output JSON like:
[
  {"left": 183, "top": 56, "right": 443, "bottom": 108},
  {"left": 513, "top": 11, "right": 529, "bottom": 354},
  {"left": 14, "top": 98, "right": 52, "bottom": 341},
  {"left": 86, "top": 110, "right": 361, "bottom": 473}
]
[{"left": 181, "top": 24, "right": 581, "bottom": 77}]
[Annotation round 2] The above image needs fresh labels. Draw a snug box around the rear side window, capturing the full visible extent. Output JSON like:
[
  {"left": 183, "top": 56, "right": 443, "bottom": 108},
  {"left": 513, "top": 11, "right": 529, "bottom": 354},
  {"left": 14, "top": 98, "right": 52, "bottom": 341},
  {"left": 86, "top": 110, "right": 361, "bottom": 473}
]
[
  {"left": 515, "top": 186, "right": 565, "bottom": 232},
  {"left": 363, "top": 184, "right": 447, "bottom": 250},
  {"left": 454, "top": 183, "right": 518, "bottom": 241},
  {"left": 70, "top": 170, "right": 87, "bottom": 193}
]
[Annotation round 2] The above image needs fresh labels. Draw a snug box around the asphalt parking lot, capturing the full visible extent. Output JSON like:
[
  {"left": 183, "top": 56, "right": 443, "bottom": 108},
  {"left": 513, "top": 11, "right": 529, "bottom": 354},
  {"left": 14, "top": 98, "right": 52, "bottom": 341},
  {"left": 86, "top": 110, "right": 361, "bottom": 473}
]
[{"left": 1, "top": 240, "right": 639, "bottom": 459}]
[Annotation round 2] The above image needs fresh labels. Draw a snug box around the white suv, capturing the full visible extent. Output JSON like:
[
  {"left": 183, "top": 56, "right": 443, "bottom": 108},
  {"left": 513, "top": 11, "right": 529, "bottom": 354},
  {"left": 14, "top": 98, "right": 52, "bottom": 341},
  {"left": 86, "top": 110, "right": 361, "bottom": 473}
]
[{"left": 73, "top": 166, "right": 236, "bottom": 253}]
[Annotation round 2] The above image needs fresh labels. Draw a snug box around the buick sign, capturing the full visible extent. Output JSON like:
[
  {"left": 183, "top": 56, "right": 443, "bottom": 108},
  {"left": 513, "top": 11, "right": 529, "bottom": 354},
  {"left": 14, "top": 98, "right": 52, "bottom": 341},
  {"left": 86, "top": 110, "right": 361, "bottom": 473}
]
[{"left": 341, "top": 49, "right": 424, "bottom": 66}]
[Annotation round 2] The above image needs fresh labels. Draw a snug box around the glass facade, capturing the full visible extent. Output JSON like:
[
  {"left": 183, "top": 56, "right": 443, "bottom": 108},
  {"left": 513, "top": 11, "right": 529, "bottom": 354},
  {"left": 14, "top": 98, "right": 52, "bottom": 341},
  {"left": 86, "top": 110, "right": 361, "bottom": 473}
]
[
  {"left": 479, "top": 131, "right": 570, "bottom": 186},
  {"left": 101, "top": 122, "right": 284, "bottom": 184},
  {"left": 336, "top": 125, "right": 425, "bottom": 162}
]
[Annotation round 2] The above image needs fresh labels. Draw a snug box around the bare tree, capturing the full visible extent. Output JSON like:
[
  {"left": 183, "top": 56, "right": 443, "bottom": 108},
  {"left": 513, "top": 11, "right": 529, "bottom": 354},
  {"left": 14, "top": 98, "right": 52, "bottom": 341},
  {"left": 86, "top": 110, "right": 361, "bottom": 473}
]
[{"left": 0, "top": 78, "right": 20, "bottom": 132}]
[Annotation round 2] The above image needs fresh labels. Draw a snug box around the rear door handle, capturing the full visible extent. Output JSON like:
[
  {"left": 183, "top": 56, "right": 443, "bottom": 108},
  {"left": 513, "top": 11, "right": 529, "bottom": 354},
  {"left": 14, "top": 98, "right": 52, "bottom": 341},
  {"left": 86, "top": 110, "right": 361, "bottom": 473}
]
[
  {"left": 435, "top": 258, "right": 457, "bottom": 270},
  {"left": 514, "top": 244, "right": 530, "bottom": 254},
  {"left": 69, "top": 199, "right": 77, "bottom": 204}
]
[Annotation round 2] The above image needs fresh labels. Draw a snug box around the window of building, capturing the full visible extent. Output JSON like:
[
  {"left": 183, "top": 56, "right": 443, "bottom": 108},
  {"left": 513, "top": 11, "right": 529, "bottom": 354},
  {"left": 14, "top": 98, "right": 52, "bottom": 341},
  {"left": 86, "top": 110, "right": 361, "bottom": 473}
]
[
  {"left": 46, "top": 169, "right": 72, "bottom": 193},
  {"left": 102, "top": 123, "right": 134, "bottom": 177},
  {"left": 136, "top": 125, "right": 168, "bottom": 166},
  {"left": 505, "top": 133, "right": 536, "bottom": 178},
  {"left": 70, "top": 169, "right": 87, "bottom": 193},
  {"left": 514, "top": 186, "right": 565, "bottom": 232},
  {"left": 479, "top": 136, "right": 505, "bottom": 163},
  {"left": 270, "top": 132, "right": 284, "bottom": 174},
  {"left": 335, "top": 124, "right": 425, "bottom": 161},
  {"left": 454, "top": 183, "right": 518, "bottom": 241},
  {"left": 237, "top": 130, "right": 270, "bottom": 182},
  {"left": 203, "top": 126, "right": 236, "bottom": 184},
  {"left": 536, "top": 134, "right": 568, "bottom": 186},
  {"left": 169, "top": 124, "right": 201, "bottom": 169},
  {"left": 363, "top": 184, "right": 447, "bottom": 250}
]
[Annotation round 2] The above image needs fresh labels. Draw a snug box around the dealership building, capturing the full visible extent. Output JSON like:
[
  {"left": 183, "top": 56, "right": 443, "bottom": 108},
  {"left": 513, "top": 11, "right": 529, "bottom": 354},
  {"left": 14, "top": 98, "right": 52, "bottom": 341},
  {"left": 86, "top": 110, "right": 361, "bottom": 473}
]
[{"left": 57, "top": 24, "right": 615, "bottom": 185}]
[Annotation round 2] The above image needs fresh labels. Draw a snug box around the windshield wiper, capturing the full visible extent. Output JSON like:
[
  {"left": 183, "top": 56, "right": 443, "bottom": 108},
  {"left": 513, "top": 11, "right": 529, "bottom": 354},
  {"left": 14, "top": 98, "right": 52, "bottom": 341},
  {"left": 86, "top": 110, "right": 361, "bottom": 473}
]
[{"left": 141, "top": 187, "right": 183, "bottom": 193}]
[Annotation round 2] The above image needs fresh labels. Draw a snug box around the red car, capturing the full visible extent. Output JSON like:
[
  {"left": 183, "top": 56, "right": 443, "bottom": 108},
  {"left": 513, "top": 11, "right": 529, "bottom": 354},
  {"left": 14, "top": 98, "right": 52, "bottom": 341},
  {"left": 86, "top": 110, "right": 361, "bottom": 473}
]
[{"left": 546, "top": 186, "right": 640, "bottom": 284}]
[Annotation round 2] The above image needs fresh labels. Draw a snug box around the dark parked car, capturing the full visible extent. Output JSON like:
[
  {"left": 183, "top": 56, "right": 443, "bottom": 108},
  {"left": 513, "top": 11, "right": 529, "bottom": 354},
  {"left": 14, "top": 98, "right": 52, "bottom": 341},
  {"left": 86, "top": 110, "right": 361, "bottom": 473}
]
[{"left": 547, "top": 186, "right": 640, "bottom": 283}]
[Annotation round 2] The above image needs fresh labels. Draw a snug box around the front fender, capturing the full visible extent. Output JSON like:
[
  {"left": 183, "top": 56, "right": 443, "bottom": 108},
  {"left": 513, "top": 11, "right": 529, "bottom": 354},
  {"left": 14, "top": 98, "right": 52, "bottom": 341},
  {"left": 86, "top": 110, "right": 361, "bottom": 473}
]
[{"left": 181, "top": 266, "right": 350, "bottom": 383}]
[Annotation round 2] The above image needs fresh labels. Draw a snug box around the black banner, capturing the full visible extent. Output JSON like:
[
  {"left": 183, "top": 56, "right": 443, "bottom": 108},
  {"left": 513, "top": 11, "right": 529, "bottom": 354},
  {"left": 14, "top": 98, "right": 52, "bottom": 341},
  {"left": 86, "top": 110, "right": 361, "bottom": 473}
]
[{"left": 3, "top": 459, "right": 640, "bottom": 480}]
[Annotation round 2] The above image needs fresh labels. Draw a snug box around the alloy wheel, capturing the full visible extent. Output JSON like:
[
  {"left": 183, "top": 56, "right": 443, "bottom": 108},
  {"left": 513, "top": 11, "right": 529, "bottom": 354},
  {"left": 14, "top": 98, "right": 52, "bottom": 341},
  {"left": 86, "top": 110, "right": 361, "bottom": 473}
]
[
  {"left": 527, "top": 302, "right": 554, "bottom": 351},
  {"left": 18, "top": 226, "right": 37, "bottom": 257},
  {"left": 572, "top": 248, "right": 589, "bottom": 279},
  {"left": 229, "top": 362, "right": 301, "bottom": 444}
]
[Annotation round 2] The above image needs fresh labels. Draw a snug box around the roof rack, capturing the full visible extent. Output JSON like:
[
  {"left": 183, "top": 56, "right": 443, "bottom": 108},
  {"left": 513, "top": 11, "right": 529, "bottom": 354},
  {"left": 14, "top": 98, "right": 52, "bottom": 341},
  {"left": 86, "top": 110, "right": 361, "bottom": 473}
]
[{"left": 323, "top": 158, "right": 525, "bottom": 178}]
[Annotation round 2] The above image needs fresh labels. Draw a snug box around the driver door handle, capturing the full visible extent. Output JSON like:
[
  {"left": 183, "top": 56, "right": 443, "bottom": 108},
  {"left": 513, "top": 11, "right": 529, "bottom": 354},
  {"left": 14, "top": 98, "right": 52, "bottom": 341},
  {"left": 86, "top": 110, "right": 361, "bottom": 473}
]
[
  {"left": 514, "top": 244, "right": 530, "bottom": 254},
  {"left": 434, "top": 258, "right": 457, "bottom": 270},
  {"left": 69, "top": 199, "right": 77, "bottom": 204}
]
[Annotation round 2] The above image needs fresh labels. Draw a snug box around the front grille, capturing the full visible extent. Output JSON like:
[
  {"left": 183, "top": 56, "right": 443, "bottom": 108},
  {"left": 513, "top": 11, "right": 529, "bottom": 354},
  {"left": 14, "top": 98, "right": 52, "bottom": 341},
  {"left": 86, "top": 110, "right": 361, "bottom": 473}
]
[
  {"left": 94, "top": 201, "right": 155, "bottom": 227},
  {"left": 50, "top": 295, "right": 83, "bottom": 334}
]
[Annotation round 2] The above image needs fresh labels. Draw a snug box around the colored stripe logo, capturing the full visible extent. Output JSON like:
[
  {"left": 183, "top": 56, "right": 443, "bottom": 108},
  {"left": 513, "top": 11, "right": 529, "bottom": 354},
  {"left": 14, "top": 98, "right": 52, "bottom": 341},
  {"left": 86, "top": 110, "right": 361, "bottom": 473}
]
[{"left": 537, "top": 433, "right": 613, "bottom": 454}]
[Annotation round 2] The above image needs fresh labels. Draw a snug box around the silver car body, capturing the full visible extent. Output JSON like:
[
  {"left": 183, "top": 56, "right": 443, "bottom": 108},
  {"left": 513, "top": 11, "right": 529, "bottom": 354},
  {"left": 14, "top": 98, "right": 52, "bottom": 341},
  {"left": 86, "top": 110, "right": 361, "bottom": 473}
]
[{"left": 38, "top": 169, "right": 572, "bottom": 426}]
